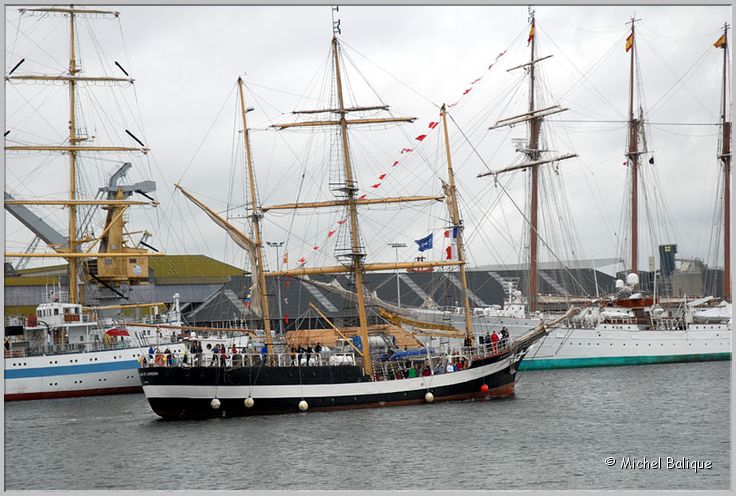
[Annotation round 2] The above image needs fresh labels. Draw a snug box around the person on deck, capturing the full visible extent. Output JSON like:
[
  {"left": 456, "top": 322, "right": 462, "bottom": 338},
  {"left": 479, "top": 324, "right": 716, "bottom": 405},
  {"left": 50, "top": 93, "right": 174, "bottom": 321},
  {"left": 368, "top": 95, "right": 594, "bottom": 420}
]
[
  {"left": 500, "top": 327, "right": 509, "bottom": 350},
  {"left": 195, "top": 342, "right": 203, "bottom": 365},
  {"left": 305, "top": 345, "right": 313, "bottom": 366},
  {"left": 148, "top": 346, "right": 154, "bottom": 359},
  {"left": 408, "top": 364, "right": 418, "bottom": 378},
  {"left": 490, "top": 331, "right": 499, "bottom": 354},
  {"left": 210, "top": 344, "right": 220, "bottom": 366},
  {"left": 220, "top": 345, "right": 227, "bottom": 367}
]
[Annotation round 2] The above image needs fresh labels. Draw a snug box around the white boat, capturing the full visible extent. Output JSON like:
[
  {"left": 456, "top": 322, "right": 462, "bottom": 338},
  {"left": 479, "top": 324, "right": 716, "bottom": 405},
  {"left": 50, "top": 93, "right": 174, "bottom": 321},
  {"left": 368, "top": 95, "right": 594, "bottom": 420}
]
[
  {"left": 4, "top": 291, "right": 188, "bottom": 400},
  {"left": 521, "top": 280, "right": 731, "bottom": 370}
]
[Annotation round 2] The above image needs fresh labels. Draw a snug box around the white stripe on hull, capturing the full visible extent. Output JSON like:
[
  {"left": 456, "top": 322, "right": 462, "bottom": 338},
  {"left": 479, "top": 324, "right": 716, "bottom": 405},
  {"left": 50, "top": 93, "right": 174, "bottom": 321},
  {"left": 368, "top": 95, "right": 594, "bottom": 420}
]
[{"left": 5, "top": 344, "right": 185, "bottom": 397}]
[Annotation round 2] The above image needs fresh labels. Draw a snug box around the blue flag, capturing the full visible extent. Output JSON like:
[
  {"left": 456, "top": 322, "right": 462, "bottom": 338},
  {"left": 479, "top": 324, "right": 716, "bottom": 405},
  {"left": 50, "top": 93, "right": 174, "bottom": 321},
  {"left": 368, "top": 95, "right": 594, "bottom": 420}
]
[{"left": 415, "top": 233, "right": 433, "bottom": 252}]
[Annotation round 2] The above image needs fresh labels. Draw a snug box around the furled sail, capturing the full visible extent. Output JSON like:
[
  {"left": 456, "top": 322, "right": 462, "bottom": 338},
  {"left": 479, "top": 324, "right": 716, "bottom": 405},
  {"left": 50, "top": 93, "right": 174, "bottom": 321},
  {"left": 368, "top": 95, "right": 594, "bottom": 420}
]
[
  {"left": 175, "top": 184, "right": 262, "bottom": 317},
  {"left": 300, "top": 276, "right": 462, "bottom": 336}
]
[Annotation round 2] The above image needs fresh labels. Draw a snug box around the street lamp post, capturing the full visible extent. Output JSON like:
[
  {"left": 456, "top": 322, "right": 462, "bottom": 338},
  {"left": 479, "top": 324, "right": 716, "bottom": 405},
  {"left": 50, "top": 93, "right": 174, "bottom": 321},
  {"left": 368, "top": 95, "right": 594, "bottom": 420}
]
[
  {"left": 388, "top": 242, "right": 406, "bottom": 306},
  {"left": 267, "top": 241, "right": 285, "bottom": 335}
]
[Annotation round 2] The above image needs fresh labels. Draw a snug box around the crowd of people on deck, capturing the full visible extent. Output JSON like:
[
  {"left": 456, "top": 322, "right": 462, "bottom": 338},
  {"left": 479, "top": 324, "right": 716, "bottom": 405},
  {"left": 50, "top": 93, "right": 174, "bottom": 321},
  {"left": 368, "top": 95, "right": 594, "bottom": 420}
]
[
  {"left": 288, "top": 343, "right": 323, "bottom": 366},
  {"left": 478, "top": 327, "right": 510, "bottom": 354}
]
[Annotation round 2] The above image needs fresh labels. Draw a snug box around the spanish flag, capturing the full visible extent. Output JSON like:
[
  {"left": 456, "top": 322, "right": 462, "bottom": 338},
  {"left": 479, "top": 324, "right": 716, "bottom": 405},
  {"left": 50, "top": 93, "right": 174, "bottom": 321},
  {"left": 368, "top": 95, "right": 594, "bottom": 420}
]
[
  {"left": 527, "top": 21, "right": 535, "bottom": 46},
  {"left": 714, "top": 34, "right": 727, "bottom": 48},
  {"left": 625, "top": 33, "right": 634, "bottom": 52}
]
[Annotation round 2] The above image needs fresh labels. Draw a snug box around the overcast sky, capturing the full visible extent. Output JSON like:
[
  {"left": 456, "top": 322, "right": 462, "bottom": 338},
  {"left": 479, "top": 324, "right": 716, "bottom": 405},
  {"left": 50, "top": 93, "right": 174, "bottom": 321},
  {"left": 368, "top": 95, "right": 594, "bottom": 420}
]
[{"left": 4, "top": 4, "right": 732, "bottom": 277}]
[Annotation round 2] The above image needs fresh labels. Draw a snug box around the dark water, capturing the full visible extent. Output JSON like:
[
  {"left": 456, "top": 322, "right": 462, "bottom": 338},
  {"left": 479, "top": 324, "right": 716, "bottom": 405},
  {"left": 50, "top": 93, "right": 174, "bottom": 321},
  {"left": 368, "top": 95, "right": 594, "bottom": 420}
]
[{"left": 4, "top": 361, "right": 730, "bottom": 490}]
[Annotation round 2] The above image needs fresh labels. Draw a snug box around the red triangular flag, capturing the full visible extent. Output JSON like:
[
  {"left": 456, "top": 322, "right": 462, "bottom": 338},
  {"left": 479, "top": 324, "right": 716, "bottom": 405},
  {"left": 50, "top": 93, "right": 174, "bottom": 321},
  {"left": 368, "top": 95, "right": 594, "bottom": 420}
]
[
  {"left": 428, "top": 121, "right": 439, "bottom": 129},
  {"left": 327, "top": 230, "right": 336, "bottom": 238},
  {"left": 470, "top": 77, "right": 482, "bottom": 84},
  {"left": 462, "top": 88, "right": 472, "bottom": 95},
  {"left": 337, "top": 218, "right": 347, "bottom": 225},
  {"left": 371, "top": 183, "right": 381, "bottom": 189},
  {"left": 400, "top": 148, "right": 413, "bottom": 154},
  {"left": 313, "top": 245, "right": 319, "bottom": 250},
  {"left": 378, "top": 173, "right": 387, "bottom": 180},
  {"left": 359, "top": 194, "right": 367, "bottom": 200},
  {"left": 298, "top": 257, "right": 306, "bottom": 264},
  {"left": 415, "top": 134, "right": 427, "bottom": 141},
  {"left": 392, "top": 160, "right": 399, "bottom": 167}
]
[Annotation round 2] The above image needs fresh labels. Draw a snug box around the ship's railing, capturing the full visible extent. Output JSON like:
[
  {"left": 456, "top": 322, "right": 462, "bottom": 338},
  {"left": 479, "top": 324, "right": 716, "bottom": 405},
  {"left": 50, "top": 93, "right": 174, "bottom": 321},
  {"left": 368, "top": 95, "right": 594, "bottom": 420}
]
[
  {"left": 139, "top": 340, "right": 514, "bottom": 378},
  {"left": 6, "top": 338, "right": 180, "bottom": 358},
  {"left": 140, "top": 350, "right": 348, "bottom": 368},
  {"left": 653, "top": 318, "right": 687, "bottom": 330}
]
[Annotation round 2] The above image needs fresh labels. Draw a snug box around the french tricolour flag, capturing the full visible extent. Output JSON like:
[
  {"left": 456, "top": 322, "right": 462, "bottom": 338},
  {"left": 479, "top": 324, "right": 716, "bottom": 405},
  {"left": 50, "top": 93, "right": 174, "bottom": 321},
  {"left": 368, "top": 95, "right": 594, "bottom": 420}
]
[{"left": 444, "top": 226, "right": 459, "bottom": 260}]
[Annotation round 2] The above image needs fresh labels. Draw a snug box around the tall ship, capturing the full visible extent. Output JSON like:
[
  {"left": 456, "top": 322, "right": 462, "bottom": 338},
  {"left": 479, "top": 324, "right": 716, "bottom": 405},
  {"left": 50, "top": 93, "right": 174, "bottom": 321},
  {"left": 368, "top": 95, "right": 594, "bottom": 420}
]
[
  {"left": 3, "top": 6, "right": 192, "bottom": 400},
  {"left": 138, "top": 11, "right": 561, "bottom": 419},
  {"left": 515, "top": 18, "right": 731, "bottom": 369}
]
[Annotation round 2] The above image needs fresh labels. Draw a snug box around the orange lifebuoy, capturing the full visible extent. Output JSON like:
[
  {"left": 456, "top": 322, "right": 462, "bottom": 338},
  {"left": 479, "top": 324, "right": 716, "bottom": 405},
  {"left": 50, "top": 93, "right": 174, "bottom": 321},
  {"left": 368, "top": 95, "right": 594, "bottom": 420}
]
[{"left": 154, "top": 354, "right": 165, "bottom": 367}]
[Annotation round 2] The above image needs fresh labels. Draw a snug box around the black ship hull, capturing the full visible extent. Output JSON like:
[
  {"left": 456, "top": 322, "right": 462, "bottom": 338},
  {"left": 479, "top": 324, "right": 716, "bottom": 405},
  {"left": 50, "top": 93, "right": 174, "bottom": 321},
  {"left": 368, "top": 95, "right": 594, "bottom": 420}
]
[{"left": 139, "top": 351, "right": 524, "bottom": 420}]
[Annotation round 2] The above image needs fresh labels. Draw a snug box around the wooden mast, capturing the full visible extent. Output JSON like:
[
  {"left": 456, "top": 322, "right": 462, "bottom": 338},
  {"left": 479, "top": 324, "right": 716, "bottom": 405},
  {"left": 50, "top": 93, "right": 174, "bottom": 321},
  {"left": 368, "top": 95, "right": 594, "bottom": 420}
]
[
  {"left": 5, "top": 7, "right": 149, "bottom": 285},
  {"left": 269, "top": 14, "right": 439, "bottom": 373},
  {"left": 332, "top": 34, "right": 373, "bottom": 376},
  {"left": 237, "top": 77, "right": 273, "bottom": 354},
  {"left": 480, "top": 13, "right": 576, "bottom": 311},
  {"left": 626, "top": 18, "right": 639, "bottom": 275},
  {"left": 68, "top": 8, "right": 79, "bottom": 304},
  {"left": 718, "top": 23, "right": 731, "bottom": 301},
  {"left": 440, "top": 104, "right": 474, "bottom": 342},
  {"left": 527, "top": 11, "right": 540, "bottom": 313}
]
